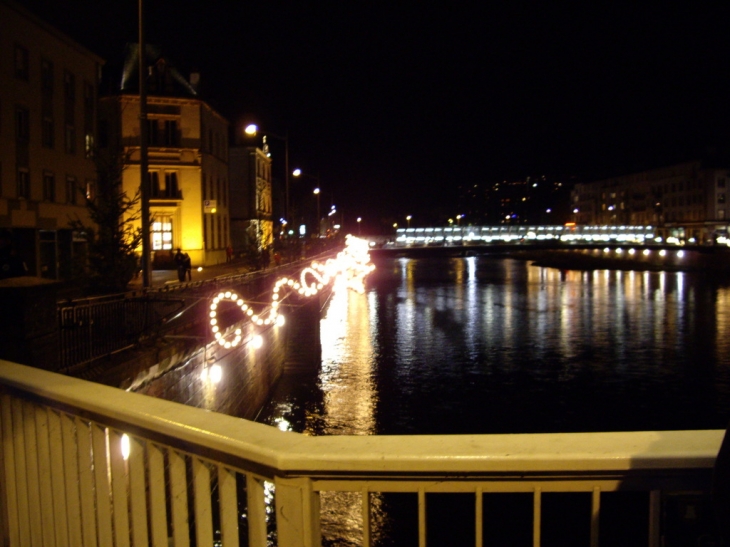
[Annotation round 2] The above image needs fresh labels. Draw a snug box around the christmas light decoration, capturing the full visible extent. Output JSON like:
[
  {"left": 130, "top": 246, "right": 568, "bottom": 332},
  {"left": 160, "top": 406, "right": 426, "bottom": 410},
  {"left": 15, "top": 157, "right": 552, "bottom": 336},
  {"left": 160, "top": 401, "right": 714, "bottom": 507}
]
[{"left": 208, "top": 235, "right": 375, "bottom": 349}]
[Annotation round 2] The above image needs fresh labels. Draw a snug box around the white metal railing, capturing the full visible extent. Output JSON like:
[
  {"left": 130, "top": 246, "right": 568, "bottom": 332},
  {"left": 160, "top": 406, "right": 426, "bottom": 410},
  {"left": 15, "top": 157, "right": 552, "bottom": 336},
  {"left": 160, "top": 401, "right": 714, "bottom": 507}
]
[{"left": 0, "top": 360, "right": 723, "bottom": 547}]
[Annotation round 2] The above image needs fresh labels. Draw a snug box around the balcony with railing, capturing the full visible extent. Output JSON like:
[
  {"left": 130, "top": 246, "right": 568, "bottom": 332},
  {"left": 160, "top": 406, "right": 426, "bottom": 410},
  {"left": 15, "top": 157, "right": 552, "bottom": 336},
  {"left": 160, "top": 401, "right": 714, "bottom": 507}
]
[{"left": 0, "top": 360, "right": 724, "bottom": 547}]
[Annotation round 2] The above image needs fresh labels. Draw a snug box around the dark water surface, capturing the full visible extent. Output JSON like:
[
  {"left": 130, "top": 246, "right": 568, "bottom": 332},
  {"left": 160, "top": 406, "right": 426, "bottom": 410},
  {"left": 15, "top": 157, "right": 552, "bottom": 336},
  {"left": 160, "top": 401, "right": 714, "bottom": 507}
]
[
  {"left": 256, "top": 257, "right": 730, "bottom": 545},
  {"left": 259, "top": 256, "right": 730, "bottom": 435}
]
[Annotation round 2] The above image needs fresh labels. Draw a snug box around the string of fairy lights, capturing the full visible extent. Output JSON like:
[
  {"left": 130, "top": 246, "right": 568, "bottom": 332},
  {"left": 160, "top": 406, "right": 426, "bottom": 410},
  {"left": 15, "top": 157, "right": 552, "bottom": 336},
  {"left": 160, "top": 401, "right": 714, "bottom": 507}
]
[{"left": 208, "top": 235, "right": 376, "bottom": 351}]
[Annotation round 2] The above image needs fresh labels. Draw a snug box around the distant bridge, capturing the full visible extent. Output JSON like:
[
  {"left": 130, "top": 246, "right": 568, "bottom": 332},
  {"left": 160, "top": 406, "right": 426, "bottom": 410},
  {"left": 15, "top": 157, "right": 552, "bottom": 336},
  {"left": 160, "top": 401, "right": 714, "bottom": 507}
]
[{"left": 365, "top": 225, "right": 730, "bottom": 263}]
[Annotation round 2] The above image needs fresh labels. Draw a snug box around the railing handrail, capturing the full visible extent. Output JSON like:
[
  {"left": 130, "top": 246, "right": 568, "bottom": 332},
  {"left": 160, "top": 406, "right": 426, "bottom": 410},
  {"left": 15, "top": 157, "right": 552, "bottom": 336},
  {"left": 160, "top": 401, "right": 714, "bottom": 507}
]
[{"left": 1, "top": 361, "right": 722, "bottom": 479}]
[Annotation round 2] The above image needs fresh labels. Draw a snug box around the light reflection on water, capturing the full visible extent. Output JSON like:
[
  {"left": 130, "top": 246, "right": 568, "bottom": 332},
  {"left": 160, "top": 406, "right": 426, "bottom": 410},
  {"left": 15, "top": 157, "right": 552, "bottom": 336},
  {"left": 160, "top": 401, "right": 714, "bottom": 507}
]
[{"left": 257, "top": 256, "right": 730, "bottom": 544}]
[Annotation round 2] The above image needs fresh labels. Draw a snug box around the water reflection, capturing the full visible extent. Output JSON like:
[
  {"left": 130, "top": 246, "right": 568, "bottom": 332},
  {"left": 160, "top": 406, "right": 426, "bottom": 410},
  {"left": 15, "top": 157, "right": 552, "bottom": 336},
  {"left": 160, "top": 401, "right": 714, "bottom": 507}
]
[{"left": 258, "top": 256, "right": 730, "bottom": 543}]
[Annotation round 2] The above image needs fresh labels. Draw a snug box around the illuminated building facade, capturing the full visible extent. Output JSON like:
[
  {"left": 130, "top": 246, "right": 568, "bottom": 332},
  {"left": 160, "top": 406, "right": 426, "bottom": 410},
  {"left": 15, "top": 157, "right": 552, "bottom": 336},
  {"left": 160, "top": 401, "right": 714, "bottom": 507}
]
[
  {"left": 0, "top": 0, "right": 102, "bottom": 279},
  {"left": 229, "top": 145, "right": 273, "bottom": 253},
  {"left": 571, "top": 160, "right": 730, "bottom": 242},
  {"left": 98, "top": 45, "right": 230, "bottom": 267}
]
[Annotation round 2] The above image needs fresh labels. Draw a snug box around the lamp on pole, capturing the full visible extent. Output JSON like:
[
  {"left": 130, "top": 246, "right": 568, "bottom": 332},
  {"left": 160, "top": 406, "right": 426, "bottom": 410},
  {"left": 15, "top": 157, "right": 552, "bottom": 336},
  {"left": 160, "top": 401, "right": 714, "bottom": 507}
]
[
  {"left": 244, "top": 124, "right": 289, "bottom": 225},
  {"left": 406, "top": 215, "right": 412, "bottom": 229},
  {"left": 357, "top": 217, "right": 362, "bottom": 235},
  {"left": 139, "top": 0, "right": 151, "bottom": 288},
  {"left": 313, "top": 187, "right": 321, "bottom": 237}
]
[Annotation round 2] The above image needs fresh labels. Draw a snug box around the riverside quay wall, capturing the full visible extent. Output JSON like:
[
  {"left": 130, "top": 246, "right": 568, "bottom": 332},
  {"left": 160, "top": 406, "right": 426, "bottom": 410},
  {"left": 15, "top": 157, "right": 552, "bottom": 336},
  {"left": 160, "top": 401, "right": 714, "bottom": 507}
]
[{"left": 0, "top": 273, "right": 324, "bottom": 422}]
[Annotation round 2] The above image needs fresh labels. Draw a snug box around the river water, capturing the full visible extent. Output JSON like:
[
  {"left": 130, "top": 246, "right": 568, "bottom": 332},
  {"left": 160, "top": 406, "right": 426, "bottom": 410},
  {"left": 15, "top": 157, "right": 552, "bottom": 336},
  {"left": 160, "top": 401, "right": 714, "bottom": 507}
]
[{"left": 256, "top": 256, "right": 730, "bottom": 545}]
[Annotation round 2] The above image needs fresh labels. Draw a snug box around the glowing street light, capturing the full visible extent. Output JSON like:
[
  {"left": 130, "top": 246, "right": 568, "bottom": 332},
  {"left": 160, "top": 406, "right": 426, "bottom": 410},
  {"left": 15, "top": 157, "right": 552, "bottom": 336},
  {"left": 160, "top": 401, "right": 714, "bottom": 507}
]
[
  {"left": 406, "top": 215, "right": 412, "bottom": 228},
  {"left": 313, "top": 187, "right": 321, "bottom": 237},
  {"left": 357, "top": 217, "right": 362, "bottom": 235}
]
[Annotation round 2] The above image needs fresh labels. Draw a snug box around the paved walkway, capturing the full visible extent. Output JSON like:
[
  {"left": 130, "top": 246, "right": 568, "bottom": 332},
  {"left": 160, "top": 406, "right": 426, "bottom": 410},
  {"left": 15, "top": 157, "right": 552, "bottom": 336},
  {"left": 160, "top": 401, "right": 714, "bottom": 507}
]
[{"left": 127, "top": 260, "right": 258, "bottom": 289}]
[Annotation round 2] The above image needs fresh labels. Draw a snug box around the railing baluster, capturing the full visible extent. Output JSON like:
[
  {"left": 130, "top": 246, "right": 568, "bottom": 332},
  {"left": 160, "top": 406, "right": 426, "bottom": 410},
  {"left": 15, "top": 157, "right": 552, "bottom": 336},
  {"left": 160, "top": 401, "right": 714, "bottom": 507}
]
[
  {"left": 61, "top": 411, "right": 84, "bottom": 547},
  {"left": 109, "top": 429, "right": 131, "bottom": 547},
  {"left": 11, "top": 398, "right": 32, "bottom": 546},
  {"left": 246, "top": 474, "right": 267, "bottom": 547},
  {"left": 192, "top": 456, "right": 214, "bottom": 547},
  {"left": 34, "top": 405, "right": 57, "bottom": 547},
  {"left": 47, "top": 410, "right": 70, "bottom": 547},
  {"left": 75, "top": 417, "right": 98, "bottom": 547},
  {"left": 169, "top": 450, "right": 190, "bottom": 547},
  {"left": 475, "top": 486, "right": 483, "bottom": 547},
  {"left": 1, "top": 394, "right": 21, "bottom": 547},
  {"left": 649, "top": 490, "right": 661, "bottom": 547},
  {"left": 591, "top": 486, "right": 601, "bottom": 547},
  {"left": 362, "top": 486, "right": 371, "bottom": 547},
  {"left": 218, "top": 464, "right": 238, "bottom": 546},
  {"left": 23, "top": 402, "right": 44, "bottom": 545},
  {"left": 91, "top": 424, "right": 113, "bottom": 547},
  {"left": 147, "top": 442, "right": 168, "bottom": 547},
  {"left": 129, "top": 436, "right": 149, "bottom": 547},
  {"left": 418, "top": 487, "right": 426, "bottom": 547},
  {"left": 533, "top": 488, "right": 541, "bottom": 547}
]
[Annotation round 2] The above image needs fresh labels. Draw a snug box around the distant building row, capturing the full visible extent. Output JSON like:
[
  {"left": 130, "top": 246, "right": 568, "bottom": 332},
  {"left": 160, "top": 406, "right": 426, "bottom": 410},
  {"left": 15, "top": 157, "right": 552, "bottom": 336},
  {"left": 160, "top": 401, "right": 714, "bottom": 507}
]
[
  {"left": 571, "top": 160, "right": 730, "bottom": 242},
  {"left": 0, "top": 0, "right": 272, "bottom": 280}
]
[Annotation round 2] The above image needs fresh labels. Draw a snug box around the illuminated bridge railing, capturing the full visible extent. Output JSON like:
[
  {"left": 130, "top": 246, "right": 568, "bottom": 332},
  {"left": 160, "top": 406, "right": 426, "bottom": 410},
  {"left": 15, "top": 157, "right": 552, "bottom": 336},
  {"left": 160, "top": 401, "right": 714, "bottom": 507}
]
[
  {"left": 395, "top": 225, "right": 659, "bottom": 246},
  {"left": 0, "top": 360, "right": 722, "bottom": 547}
]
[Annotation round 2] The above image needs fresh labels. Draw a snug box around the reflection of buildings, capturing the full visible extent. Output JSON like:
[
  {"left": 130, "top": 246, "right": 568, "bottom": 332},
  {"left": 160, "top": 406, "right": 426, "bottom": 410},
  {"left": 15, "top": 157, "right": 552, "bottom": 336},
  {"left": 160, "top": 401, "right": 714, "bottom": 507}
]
[
  {"left": 0, "top": 0, "right": 103, "bottom": 279},
  {"left": 98, "top": 45, "right": 230, "bottom": 266},
  {"left": 229, "top": 145, "right": 273, "bottom": 252},
  {"left": 572, "top": 160, "right": 730, "bottom": 242}
]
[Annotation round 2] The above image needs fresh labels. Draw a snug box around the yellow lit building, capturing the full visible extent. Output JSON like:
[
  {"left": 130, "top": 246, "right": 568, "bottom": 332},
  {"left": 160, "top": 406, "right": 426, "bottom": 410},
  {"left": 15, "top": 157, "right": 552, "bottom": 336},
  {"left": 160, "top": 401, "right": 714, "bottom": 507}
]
[
  {"left": 98, "top": 46, "right": 230, "bottom": 267},
  {"left": 229, "top": 145, "right": 273, "bottom": 254},
  {"left": 0, "top": 0, "right": 103, "bottom": 279}
]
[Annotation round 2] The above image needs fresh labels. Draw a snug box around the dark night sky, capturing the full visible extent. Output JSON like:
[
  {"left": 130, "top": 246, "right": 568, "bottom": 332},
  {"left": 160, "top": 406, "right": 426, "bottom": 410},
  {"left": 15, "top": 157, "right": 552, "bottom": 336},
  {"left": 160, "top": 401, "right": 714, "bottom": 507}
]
[{"left": 17, "top": 0, "right": 730, "bottom": 224}]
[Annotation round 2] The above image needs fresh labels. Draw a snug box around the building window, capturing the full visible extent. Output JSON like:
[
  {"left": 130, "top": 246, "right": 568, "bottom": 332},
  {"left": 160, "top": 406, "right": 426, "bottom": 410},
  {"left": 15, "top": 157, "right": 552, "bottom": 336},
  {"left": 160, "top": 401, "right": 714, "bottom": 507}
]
[
  {"left": 146, "top": 171, "right": 158, "bottom": 196},
  {"left": 66, "top": 177, "right": 77, "bottom": 204},
  {"left": 152, "top": 216, "right": 173, "bottom": 250},
  {"left": 164, "top": 120, "right": 179, "bottom": 146},
  {"left": 64, "top": 71, "right": 75, "bottom": 112},
  {"left": 147, "top": 119, "right": 159, "bottom": 146},
  {"left": 719, "top": 194, "right": 726, "bottom": 205},
  {"left": 85, "top": 180, "right": 95, "bottom": 201},
  {"left": 43, "top": 172, "right": 55, "bottom": 202},
  {"left": 83, "top": 82, "right": 94, "bottom": 155},
  {"left": 164, "top": 172, "right": 178, "bottom": 197},
  {"left": 64, "top": 71, "right": 75, "bottom": 154},
  {"left": 17, "top": 168, "right": 30, "bottom": 199},
  {"left": 42, "top": 117, "right": 54, "bottom": 148},
  {"left": 65, "top": 125, "right": 76, "bottom": 154},
  {"left": 14, "top": 45, "right": 29, "bottom": 80},
  {"left": 41, "top": 59, "right": 53, "bottom": 92},
  {"left": 15, "top": 107, "right": 30, "bottom": 142},
  {"left": 719, "top": 178, "right": 726, "bottom": 188}
]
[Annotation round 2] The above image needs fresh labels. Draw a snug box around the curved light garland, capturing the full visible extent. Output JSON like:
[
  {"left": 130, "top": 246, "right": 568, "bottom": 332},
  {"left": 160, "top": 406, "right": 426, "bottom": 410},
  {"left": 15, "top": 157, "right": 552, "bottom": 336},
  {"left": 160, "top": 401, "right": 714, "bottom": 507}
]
[{"left": 209, "top": 235, "right": 375, "bottom": 349}]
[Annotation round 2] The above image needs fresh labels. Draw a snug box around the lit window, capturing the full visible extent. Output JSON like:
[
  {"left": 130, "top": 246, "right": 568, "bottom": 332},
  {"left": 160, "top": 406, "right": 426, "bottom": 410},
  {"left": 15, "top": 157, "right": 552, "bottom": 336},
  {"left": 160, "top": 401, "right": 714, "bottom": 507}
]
[{"left": 152, "top": 216, "right": 173, "bottom": 250}]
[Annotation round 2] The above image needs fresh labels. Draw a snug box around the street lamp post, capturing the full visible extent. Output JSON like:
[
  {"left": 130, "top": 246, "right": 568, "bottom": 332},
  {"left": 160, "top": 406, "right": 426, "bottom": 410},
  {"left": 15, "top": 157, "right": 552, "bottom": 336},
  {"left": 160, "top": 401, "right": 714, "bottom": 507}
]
[
  {"left": 139, "top": 0, "right": 151, "bottom": 287},
  {"left": 357, "top": 217, "right": 362, "bottom": 235},
  {"left": 244, "top": 124, "right": 289, "bottom": 225},
  {"left": 313, "top": 188, "right": 321, "bottom": 237},
  {"left": 406, "top": 215, "right": 412, "bottom": 229}
]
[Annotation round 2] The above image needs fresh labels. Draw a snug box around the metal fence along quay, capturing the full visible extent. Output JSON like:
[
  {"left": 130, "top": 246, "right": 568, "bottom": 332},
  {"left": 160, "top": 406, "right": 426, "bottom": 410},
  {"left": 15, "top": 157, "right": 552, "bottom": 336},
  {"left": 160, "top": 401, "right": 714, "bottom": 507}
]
[{"left": 0, "top": 361, "right": 723, "bottom": 547}]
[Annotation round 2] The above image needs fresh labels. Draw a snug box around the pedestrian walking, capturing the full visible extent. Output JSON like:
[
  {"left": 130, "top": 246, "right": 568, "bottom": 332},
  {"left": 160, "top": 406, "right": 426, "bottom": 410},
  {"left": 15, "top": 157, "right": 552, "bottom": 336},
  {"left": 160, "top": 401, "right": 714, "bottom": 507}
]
[
  {"left": 174, "top": 248, "right": 186, "bottom": 282},
  {"left": 183, "top": 252, "right": 192, "bottom": 281},
  {"left": 226, "top": 244, "right": 233, "bottom": 263}
]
